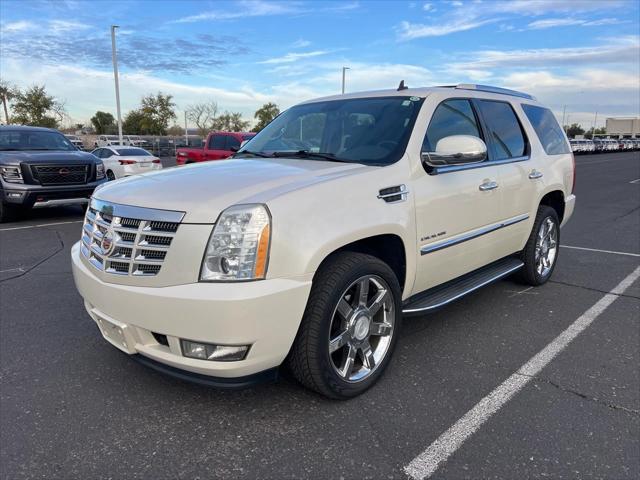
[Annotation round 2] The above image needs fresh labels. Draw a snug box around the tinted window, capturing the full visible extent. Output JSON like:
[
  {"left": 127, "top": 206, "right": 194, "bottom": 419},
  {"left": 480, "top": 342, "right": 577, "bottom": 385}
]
[
  {"left": 423, "top": 99, "right": 481, "bottom": 152},
  {"left": 239, "top": 96, "right": 424, "bottom": 166},
  {"left": 477, "top": 100, "right": 526, "bottom": 160},
  {"left": 521, "top": 104, "right": 570, "bottom": 155},
  {"left": 209, "top": 135, "right": 227, "bottom": 150},
  {"left": 113, "top": 148, "right": 151, "bottom": 156},
  {"left": 102, "top": 149, "right": 114, "bottom": 158},
  {"left": 226, "top": 136, "right": 241, "bottom": 150},
  {"left": 0, "top": 130, "right": 76, "bottom": 151}
]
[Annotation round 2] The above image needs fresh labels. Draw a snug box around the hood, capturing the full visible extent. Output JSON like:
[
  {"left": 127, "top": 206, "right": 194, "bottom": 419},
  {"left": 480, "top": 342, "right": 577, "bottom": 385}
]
[
  {"left": 94, "top": 157, "right": 370, "bottom": 223},
  {"left": 0, "top": 150, "right": 98, "bottom": 165}
]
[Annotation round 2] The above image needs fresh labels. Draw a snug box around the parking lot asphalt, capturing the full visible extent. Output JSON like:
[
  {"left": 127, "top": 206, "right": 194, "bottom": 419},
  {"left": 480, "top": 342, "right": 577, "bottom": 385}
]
[{"left": 1, "top": 151, "right": 638, "bottom": 479}]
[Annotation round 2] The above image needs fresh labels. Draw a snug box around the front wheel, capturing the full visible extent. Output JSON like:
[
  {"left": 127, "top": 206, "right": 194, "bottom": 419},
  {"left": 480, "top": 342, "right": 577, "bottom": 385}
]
[
  {"left": 106, "top": 170, "right": 116, "bottom": 181},
  {"left": 517, "top": 205, "right": 560, "bottom": 286},
  {"left": 288, "top": 252, "right": 402, "bottom": 399}
]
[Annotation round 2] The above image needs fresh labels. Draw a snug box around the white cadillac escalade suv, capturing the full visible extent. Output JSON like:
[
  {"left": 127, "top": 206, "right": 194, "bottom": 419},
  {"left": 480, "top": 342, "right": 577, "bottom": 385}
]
[{"left": 72, "top": 84, "right": 576, "bottom": 399}]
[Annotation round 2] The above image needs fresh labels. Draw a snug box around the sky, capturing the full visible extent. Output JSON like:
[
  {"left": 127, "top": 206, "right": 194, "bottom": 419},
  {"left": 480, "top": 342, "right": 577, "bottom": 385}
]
[{"left": 1, "top": 0, "right": 638, "bottom": 129}]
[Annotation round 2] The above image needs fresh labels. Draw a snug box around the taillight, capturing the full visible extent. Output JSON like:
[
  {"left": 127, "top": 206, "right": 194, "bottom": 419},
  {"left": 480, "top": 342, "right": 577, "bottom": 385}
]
[
  {"left": 152, "top": 159, "right": 160, "bottom": 164},
  {"left": 571, "top": 153, "right": 576, "bottom": 194},
  {"left": 118, "top": 160, "right": 136, "bottom": 165}
]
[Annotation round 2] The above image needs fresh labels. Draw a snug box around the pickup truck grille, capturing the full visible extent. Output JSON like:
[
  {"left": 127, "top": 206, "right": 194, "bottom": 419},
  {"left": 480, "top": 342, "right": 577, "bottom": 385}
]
[
  {"left": 80, "top": 204, "right": 180, "bottom": 277},
  {"left": 31, "top": 164, "right": 89, "bottom": 185}
]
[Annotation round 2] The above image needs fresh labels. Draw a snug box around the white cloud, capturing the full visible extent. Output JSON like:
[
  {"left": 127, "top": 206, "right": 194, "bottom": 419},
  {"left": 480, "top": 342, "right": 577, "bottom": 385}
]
[
  {"left": 398, "top": 17, "right": 496, "bottom": 39},
  {"left": 49, "top": 20, "right": 91, "bottom": 33},
  {"left": 527, "top": 17, "right": 625, "bottom": 30},
  {"left": 259, "top": 50, "right": 330, "bottom": 64},
  {"left": 0, "top": 21, "right": 34, "bottom": 33},
  {"left": 503, "top": 69, "right": 640, "bottom": 91},
  {"left": 423, "top": 3, "right": 435, "bottom": 12},
  {"left": 527, "top": 18, "right": 586, "bottom": 29},
  {"left": 172, "top": 0, "right": 298, "bottom": 23},
  {"left": 291, "top": 39, "right": 311, "bottom": 48}
]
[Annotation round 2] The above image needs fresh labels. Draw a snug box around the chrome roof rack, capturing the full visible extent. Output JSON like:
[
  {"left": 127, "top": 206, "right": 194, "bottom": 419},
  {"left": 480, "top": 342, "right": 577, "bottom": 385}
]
[{"left": 454, "top": 84, "right": 536, "bottom": 100}]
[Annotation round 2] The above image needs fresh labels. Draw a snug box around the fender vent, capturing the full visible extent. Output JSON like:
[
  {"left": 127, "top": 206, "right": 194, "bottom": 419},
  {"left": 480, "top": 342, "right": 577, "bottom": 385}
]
[{"left": 377, "top": 185, "right": 408, "bottom": 203}]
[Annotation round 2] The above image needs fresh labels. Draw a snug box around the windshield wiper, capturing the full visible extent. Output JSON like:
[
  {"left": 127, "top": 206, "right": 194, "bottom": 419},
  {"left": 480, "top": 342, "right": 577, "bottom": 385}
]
[
  {"left": 234, "top": 150, "right": 273, "bottom": 158},
  {"left": 271, "top": 150, "right": 351, "bottom": 163}
]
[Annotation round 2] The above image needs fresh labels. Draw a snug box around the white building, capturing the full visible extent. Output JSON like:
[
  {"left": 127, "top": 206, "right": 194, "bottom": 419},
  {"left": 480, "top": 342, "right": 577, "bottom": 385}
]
[{"left": 606, "top": 117, "right": 640, "bottom": 137}]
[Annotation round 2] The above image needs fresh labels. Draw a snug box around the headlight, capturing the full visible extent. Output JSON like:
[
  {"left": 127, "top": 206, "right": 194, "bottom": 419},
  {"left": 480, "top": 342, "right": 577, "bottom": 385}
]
[
  {"left": 96, "top": 162, "right": 105, "bottom": 179},
  {"left": 0, "top": 166, "right": 23, "bottom": 184},
  {"left": 200, "top": 204, "right": 271, "bottom": 282}
]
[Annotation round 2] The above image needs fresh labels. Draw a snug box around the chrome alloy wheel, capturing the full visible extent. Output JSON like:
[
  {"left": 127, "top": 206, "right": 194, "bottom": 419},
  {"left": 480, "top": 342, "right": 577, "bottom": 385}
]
[
  {"left": 535, "top": 217, "right": 558, "bottom": 277},
  {"left": 328, "top": 275, "right": 396, "bottom": 383}
]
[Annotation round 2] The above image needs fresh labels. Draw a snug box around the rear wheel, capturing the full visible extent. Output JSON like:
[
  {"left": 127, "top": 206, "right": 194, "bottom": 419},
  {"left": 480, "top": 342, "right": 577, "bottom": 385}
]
[
  {"left": 288, "top": 252, "right": 401, "bottom": 399},
  {"left": 517, "top": 205, "right": 560, "bottom": 286}
]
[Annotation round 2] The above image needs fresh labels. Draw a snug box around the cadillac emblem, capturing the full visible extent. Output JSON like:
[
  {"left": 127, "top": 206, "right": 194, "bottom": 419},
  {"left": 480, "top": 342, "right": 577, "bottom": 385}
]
[{"left": 100, "top": 228, "right": 117, "bottom": 257}]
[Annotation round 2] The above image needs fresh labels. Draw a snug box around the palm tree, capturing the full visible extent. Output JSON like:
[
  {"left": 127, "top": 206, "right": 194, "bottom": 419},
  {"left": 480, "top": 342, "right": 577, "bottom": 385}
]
[{"left": 0, "top": 79, "right": 19, "bottom": 124}]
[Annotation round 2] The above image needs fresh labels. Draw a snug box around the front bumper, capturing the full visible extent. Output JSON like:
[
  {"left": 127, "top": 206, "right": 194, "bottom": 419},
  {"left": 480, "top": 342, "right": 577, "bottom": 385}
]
[
  {"left": 2, "top": 180, "right": 106, "bottom": 208},
  {"left": 71, "top": 242, "right": 313, "bottom": 379}
]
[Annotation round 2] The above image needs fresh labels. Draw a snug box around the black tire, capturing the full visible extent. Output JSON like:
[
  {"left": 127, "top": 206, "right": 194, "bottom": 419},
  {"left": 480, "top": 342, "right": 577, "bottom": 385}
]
[
  {"left": 287, "top": 252, "right": 402, "bottom": 399},
  {"left": 106, "top": 170, "right": 116, "bottom": 181},
  {"left": 0, "top": 202, "right": 20, "bottom": 223},
  {"left": 516, "top": 205, "right": 560, "bottom": 286}
]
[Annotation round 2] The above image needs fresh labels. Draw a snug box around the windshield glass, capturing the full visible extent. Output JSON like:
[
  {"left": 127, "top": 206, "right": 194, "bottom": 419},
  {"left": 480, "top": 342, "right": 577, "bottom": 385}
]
[
  {"left": 238, "top": 96, "right": 424, "bottom": 165},
  {"left": 114, "top": 148, "right": 151, "bottom": 156},
  {"left": 0, "top": 130, "right": 76, "bottom": 151}
]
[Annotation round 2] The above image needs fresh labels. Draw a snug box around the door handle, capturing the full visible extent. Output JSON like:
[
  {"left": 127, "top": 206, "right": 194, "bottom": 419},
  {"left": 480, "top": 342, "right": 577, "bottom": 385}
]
[
  {"left": 479, "top": 181, "right": 498, "bottom": 191},
  {"left": 528, "top": 170, "right": 543, "bottom": 179}
]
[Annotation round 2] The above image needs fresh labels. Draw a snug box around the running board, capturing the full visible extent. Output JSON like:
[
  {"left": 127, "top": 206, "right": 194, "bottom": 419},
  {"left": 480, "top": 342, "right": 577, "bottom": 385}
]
[{"left": 402, "top": 257, "right": 524, "bottom": 315}]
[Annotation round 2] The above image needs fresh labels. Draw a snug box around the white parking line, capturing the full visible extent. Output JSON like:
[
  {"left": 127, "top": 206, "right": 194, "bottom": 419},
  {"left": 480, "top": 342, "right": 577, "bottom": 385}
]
[
  {"left": 562, "top": 245, "right": 640, "bottom": 258},
  {"left": 0, "top": 220, "right": 82, "bottom": 232},
  {"left": 404, "top": 265, "right": 640, "bottom": 480},
  {"left": 631, "top": 179, "right": 640, "bottom": 184}
]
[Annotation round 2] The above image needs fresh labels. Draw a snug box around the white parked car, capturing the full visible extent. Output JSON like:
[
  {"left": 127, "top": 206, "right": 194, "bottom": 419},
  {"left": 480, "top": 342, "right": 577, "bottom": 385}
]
[
  {"left": 124, "top": 135, "right": 151, "bottom": 148},
  {"left": 91, "top": 146, "right": 162, "bottom": 180},
  {"left": 72, "top": 84, "right": 575, "bottom": 398},
  {"left": 95, "top": 135, "right": 125, "bottom": 147},
  {"left": 65, "top": 134, "right": 84, "bottom": 150}
]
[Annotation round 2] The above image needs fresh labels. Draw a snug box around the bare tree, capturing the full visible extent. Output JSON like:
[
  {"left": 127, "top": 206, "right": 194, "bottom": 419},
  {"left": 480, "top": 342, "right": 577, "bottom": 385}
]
[{"left": 186, "top": 101, "right": 218, "bottom": 136}]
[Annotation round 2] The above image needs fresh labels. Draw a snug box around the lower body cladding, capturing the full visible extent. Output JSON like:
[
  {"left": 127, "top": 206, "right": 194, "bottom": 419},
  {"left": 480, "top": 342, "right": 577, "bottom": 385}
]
[{"left": 71, "top": 242, "right": 313, "bottom": 386}]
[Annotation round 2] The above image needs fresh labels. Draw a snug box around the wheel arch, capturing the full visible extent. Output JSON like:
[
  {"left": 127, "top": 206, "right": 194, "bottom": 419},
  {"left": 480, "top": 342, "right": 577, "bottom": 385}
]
[
  {"left": 312, "top": 233, "right": 408, "bottom": 293},
  {"left": 539, "top": 189, "right": 565, "bottom": 223}
]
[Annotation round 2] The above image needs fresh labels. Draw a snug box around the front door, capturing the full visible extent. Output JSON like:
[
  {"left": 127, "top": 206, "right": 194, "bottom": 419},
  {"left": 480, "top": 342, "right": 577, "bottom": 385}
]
[{"left": 412, "top": 98, "right": 504, "bottom": 293}]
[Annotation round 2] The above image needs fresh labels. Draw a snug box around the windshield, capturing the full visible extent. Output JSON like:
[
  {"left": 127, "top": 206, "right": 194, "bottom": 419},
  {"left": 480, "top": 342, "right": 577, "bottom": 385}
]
[
  {"left": 0, "top": 130, "right": 77, "bottom": 151},
  {"left": 237, "top": 96, "right": 424, "bottom": 165},
  {"left": 114, "top": 148, "right": 152, "bottom": 156}
]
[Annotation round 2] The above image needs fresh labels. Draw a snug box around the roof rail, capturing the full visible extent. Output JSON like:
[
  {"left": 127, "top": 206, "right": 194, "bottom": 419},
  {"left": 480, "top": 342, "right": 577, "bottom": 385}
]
[{"left": 454, "top": 84, "right": 536, "bottom": 100}]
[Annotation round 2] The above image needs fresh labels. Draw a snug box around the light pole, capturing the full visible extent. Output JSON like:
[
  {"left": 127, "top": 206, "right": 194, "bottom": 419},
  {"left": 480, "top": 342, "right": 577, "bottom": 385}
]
[
  {"left": 110, "top": 25, "right": 123, "bottom": 145},
  {"left": 184, "top": 111, "right": 188, "bottom": 146},
  {"left": 341, "top": 66, "right": 350, "bottom": 94},
  {"left": 561, "top": 104, "right": 567, "bottom": 131}
]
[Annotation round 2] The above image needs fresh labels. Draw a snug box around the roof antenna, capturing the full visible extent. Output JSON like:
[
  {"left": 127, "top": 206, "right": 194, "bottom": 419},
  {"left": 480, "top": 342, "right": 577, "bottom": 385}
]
[{"left": 397, "top": 80, "right": 408, "bottom": 91}]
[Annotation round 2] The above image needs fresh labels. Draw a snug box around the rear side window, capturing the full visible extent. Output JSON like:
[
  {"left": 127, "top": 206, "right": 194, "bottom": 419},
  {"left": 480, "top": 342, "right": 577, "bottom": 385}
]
[
  {"left": 423, "top": 99, "right": 482, "bottom": 152},
  {"left": 476, "top": 100, "right": 526, "bottom": 160},
  {"left": 209, "top": 135, "right": 227, "bottom": 150},
  {"left": 521, "top": 104, "right": 570, "bottom": 155}
]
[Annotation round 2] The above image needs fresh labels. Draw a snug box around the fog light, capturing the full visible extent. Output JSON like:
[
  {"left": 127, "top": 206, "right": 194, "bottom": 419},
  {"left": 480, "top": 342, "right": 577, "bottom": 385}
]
[
  {"left": 181, "top": 340, "right": 249, "bottom": 362},
  {"left": 7, "top": 192, "right": 23, "bottom": 198}
]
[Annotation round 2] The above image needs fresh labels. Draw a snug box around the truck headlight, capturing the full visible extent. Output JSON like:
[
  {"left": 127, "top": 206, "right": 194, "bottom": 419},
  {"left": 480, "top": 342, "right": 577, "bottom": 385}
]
[
  {"left": 200, "top": 204, "right": 271, "bottom": 281},
  {"left": 0, "top": 166, "right": 23, "bottom": 184},
  {"left": 96, "top": 162, "right": 105, "bottom": 179}
]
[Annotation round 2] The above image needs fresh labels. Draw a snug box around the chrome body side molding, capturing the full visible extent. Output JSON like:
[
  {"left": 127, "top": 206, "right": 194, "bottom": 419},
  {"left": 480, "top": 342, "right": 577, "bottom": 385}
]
[{"left": 420, "top": 214, "right": 529, "bottom": 255}]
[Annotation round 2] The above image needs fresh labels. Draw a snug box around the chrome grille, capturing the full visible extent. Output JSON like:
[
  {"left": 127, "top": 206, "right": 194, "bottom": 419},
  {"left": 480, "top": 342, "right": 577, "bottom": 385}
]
[{"left": 80, "top": 202, "right": 182, "bottom": 277}]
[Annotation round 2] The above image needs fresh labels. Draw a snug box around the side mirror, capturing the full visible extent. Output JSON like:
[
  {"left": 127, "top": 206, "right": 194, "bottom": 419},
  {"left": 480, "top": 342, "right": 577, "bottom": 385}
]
[
  {"left": 230, "top": 146, "right": 239, "bottom": 152},
  {"left": 422, "top": 135, "right": 487, "bottom": 167}
]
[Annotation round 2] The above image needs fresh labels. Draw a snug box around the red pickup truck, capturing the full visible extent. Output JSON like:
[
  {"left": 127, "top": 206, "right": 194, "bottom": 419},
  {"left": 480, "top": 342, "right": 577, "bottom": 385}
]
[{"left": 176, "top": 131, "right": 255, "bottom": 165}]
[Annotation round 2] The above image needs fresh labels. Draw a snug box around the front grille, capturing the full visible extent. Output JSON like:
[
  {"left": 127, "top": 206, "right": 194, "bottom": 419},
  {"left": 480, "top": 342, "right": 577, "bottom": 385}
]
[
  {"left": 80, "top": 205, "right": 180, "bottom": 277},
  {"left": 32, "top": 164, "right": 89, "bottom": 185}
]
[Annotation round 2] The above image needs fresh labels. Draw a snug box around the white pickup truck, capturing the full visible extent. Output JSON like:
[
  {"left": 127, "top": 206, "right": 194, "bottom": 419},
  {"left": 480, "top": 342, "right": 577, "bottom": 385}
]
[{"left": 72, "top": 84, "right": 575, "bottom": 399}]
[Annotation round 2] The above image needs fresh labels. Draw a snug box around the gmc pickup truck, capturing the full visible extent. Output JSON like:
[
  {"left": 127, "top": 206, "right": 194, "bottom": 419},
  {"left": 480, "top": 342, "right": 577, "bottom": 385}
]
[
  {"left": 176, "top": 131, "right": 255, "bottom": 165},
  {"left": 1, "top": 126, "right": 106, "bottom": 222}
]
